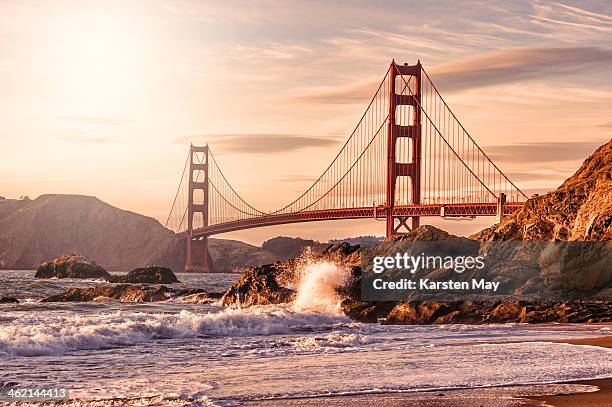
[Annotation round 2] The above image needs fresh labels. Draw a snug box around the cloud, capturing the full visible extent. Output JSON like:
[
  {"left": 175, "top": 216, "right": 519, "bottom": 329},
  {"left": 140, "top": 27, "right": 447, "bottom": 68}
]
[
  {"left": 275, "top": 175, "right": 318, "bottom": 183},
  {"left": 293, "top": 47, "right": 612, "bottom": 103},
  {"left": 293, "top": 78, "right": 382, "bottom": 105},
  {"left": 176, "top": 133, "right": 343, "bottom": 154},
  {"left": 62, "top": 135, "right": 115, "bottom": 144},
  {"left": 506, "top": 170, "right": 569, "bottom": 182},
  {"left": 430, "top": 47, "right": 612, "bottom": 93},
  {"left": 484, "top": 140, "right": 606, "bottom": 163},
  {"left": 59, "top": 116, "right": 131, "bottom": 126}
]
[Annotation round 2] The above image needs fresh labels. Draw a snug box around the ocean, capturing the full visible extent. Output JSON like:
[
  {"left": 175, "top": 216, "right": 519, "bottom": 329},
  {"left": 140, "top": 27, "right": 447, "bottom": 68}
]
[{"left": 1, "top": 264, "right": 611, "bottom": 406}]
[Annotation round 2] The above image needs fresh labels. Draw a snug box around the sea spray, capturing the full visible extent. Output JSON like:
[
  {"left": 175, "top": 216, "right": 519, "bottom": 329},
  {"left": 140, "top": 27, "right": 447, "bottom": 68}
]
[{"left": 292, "top": 256, "right": 351, "bottom": 314}]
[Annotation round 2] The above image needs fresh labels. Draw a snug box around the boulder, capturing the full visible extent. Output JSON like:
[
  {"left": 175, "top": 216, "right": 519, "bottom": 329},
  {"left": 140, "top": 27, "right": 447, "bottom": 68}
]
[
  {"left": 0, "top": 296, "right": 19, "bottom": 304},
  {"left": 182, "top": 292, "right": 223, "bottom": 303},
  {"left": 385, "top": 301, "right": 453, "bottom": 324},
  {"left": 341, "top": 299, "right": 395, "bottom": 323},
  {"left": 489, "top": 300, "right": 525, "bottom": 322},
  {"left": 41, "top": 284, "right": 173, "bottom": 302},
  {"left": 107, "top": 266, "right": 179, "bottom": 284},
  {"left": 35, "top": 255, "right": 110, "bottom": 279},
  {"left": 173, "top": 288, "right": 224, "bottom": 303},
  {"left": 221, "top": 264, "right": 296, "bottom": 307}
]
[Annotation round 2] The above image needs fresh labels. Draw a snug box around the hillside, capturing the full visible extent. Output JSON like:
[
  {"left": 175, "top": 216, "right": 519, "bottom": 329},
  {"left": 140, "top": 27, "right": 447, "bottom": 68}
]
[
  {"left": 473, "top": 139, "right": 611, "bottom": 241},
  {"left": 0, "top": 194, "right": 278, "bottom": 271}
]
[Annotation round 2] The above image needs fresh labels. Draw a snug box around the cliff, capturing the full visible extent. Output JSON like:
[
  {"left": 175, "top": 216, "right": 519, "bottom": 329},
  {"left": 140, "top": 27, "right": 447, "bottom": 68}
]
[{"left": 473, "top": 139, "right": 611, "bottom": 241}]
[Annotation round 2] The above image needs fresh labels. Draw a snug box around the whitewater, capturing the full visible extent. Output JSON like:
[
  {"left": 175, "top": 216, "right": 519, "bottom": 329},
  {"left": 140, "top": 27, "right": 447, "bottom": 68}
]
[{"left": 1, "top": 261, "right": 612, "bottom": 406}]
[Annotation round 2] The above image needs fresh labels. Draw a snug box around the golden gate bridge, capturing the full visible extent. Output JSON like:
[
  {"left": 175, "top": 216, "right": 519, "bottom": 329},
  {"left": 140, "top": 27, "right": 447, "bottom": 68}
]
[{"left": 165, "top": 61, "right": 527, "bottom": 272}]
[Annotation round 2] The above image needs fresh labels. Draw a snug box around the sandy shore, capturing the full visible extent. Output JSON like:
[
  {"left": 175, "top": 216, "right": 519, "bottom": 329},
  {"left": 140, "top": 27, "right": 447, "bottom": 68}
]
[
  {"left": 525, "top": 335, "right": 612, "bottom": 407},
  {"left": 249, "top": 331, "right": 612, "bottom": 407}
]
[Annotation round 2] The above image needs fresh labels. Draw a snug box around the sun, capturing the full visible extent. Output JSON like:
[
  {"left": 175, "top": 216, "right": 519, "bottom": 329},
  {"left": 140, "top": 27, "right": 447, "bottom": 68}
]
[{"left": 41, "top": 5, "right": 156, "bottom": 119}]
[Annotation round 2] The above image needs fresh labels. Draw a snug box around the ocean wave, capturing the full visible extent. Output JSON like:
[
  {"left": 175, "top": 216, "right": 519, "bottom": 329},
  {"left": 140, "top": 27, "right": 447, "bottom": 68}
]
[
  {"left": 0, "top": 306, "right": 351, "bottom": 357},
  {"left": 289, "top": 332, "right": 371, "bottom": 351}
]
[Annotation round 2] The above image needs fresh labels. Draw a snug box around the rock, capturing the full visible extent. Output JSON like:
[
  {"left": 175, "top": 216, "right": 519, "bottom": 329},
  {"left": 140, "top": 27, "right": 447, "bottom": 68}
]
[
  {"left": 489, "top": 300, "right": 525, "bottom": 322},
  {"left": 0, "top": 296, "right": 19, "bottom": 304},
  {"left": 340, "top": 299, "right": 395, "bottom": 323},
  {"left": 433, "top": 310, "right": 462, "bottom": 324},
  {"left": 385, "top": 301, "right": 453, "bottom": 325},
  {"left": 321, "top": 242, "right": 361, "bottom": 258},
  {"left": 107, "top": 266, "right": 179, "bottom": 284},
  {"left": 182, "top": 292, "right": 222, "bottom": 303},
  {"left": 172, "top": 288, "right": 223, "bottom": 303},
  {"left": 539, "top": 241, "right": 611, "bottom": 291},
  {"left": 35, "top": 255, "right": 111, "bottom": 279},
  {"left": 41, "top": 284, "right": 173, "bottom": 302},
  {"left": 377, "top": 300, "right": 612, "bottom": 325},
  {"left": 472, "top": 140, "right": 612, "bottom": 242},
  {"left": 388, "top": 225, "right": 454, "bottom": 242},
  {"left": 221, "top": 264, "right": 296, "bottom": 307}
]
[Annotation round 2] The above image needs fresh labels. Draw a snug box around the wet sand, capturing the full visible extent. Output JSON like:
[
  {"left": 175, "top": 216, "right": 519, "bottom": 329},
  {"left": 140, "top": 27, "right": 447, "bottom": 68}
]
[
  {"left": 250, "top": 330, "right": 612, "bottom": 407},
  {"left": 526, "top": 335, "right": 612, "bottom": 407}
]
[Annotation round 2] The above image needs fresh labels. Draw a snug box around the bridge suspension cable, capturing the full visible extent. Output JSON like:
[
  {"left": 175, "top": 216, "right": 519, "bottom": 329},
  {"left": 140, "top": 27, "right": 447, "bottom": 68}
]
[{"left": 166, "top": 61, "right": 527, "bottom": 235}]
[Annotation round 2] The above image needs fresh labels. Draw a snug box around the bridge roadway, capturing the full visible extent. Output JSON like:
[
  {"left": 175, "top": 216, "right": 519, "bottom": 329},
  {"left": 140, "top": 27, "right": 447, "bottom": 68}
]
[{"left": 190, "top": 202, "right": 522, "bottom": 237}]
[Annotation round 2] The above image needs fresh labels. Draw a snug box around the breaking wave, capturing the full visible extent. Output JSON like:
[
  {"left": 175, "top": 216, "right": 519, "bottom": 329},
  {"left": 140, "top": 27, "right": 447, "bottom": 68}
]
[
  {"left": 292, "top": 257, "right": 351, "bottom": 314},
  {"left": 0, "top": 306, "right": 352, "bottom": 356},
  {"left": 0, "top": 257, "right": 357, "bottom": 356}
]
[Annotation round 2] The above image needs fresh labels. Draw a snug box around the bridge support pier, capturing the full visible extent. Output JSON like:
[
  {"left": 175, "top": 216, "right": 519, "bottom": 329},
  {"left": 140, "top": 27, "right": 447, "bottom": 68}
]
[
  {"left": 386, "top": 60, "right": 422, "bottom": 238},
  {"left": 185, "top": 144, "right": 210, "bottom": 273},
  {"left": 496, "top": 193, "right": 506, "bottom": 224}
]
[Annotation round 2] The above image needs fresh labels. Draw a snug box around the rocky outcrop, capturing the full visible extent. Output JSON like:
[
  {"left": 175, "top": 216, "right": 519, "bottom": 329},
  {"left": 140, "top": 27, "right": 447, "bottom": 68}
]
[
  {"left": 381, "top": 300, "right": 612, "bottom": 324},
  {"left": 181, "top": 291, "right": 224, "bottom": 303},
  {"left": 0, "top": 296, "right": 19, "bottom": 304},
  {"left": 35, "top": 255, "right": 111, "bottom": 279},
  {"left": 471, "top": 140, "right": 612, "bottom": 294},
  {"left": 221, "top": 264, "right": 296, "bottom": 307},
  {"left": 340, "top": 299, "right": 395, "bottom": 323},
  {"left": 221, "top": 242, "right": 362, "bottom": 308},
  {"left": 41, "top": 284, "right": 174, "bottom": 302},
  {"left": 472, "top": 140, "right": 611, "bottom": 241},
  {"left": 107, "top": 266, "right": 179, "bottom": 284},
  {"left": 40, "top": 285, "right": 223, "bottom": 303},
  {"left": 218, "top": 220, "right": 612, "bottom": 324},
  {"left": 538, "top": 241, "right": 610, "bottom": 291}
]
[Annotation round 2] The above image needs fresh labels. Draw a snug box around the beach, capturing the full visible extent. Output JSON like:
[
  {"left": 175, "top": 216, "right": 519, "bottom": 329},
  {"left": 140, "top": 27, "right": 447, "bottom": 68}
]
[
  {"left": 525, "top": 335, "right": 612, "bottom": 407},
  {"left": 246, "top": 334, "right": 612, "bottom": 407},
  {"left": 1, "top": 269, "right": 611, "bottom": 406}
]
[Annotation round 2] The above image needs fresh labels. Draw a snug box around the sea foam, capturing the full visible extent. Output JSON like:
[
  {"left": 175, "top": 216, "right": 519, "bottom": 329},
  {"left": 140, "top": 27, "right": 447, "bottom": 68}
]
[
  {"left": 0, "top": 306, "right": 352, "bottom": 356},
  {"left": 0, "top": 257, "right": 355, "bottom": 356}
]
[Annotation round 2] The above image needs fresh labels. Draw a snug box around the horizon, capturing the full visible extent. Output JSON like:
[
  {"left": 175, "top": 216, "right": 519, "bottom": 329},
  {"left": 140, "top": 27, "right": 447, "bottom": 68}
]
[{"left": 2, "top": 0, "right": 611, "bottom": 244}]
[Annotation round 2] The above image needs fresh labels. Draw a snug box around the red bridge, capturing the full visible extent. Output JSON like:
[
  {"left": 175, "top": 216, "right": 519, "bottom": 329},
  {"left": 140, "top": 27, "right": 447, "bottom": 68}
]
[{"left": 166, "top": 61, "right": 527, "bottom": 272}]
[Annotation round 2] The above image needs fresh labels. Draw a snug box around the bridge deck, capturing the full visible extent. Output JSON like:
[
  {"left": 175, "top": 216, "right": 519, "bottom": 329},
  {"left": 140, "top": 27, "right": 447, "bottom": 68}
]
[{"left": 190, "top": 202, "right": 522, "bottom": 237}]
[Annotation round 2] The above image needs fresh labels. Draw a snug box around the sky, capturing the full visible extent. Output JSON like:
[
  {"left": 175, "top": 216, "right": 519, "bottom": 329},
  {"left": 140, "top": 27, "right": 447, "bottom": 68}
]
[{"left": 1, "top": 0, "right": 611, "bottom": 244}]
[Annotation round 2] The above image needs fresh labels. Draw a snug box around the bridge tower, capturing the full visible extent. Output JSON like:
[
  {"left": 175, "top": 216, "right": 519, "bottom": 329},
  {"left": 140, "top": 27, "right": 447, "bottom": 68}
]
[
  {"left": 386, "top": 60, "right": 422, "bottom": 237},
  {"left": 185, "top": 144, "right": 210, "bottom": 272}
]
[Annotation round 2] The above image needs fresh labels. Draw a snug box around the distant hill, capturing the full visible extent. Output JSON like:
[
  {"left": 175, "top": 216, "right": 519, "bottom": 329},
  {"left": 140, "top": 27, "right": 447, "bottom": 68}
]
[
  {"left": 328, "top": 235, "right": 383, "bottom": 247},
  {"left": 0, "top": 194, "right": 278, "bottom": 271},
  {"left": 261, "top": 236, "right": 321, "bottom": 260}
]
